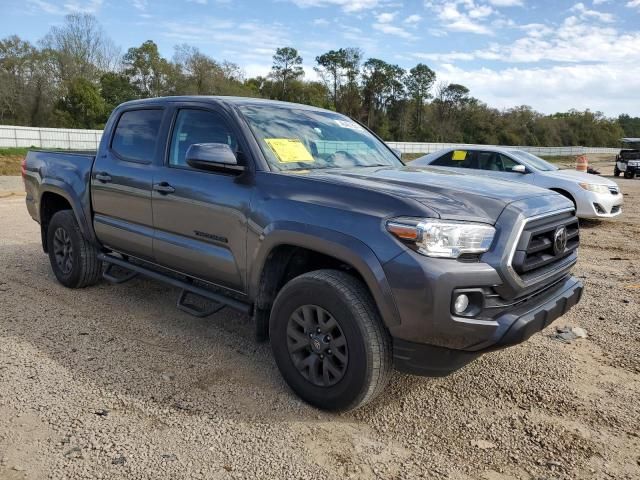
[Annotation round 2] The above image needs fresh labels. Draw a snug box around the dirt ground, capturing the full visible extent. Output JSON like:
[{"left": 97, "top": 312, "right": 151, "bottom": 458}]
[{"left": 0, "top": 157, "right": 638, "bottom": 479}]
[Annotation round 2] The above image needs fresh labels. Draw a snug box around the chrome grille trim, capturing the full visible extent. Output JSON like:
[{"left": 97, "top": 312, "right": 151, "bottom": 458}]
[{"left": 506, "top": 207, "right": 576, "bottom": 288}]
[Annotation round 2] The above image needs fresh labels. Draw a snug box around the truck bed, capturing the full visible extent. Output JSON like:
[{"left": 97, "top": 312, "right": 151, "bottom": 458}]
[{"left": 24, "top": 149, "right": 97, "bottom": 244}]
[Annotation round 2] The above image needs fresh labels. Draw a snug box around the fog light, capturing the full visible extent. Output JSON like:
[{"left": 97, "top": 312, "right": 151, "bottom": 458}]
[{"left": 454, "top": 294, "right": 469, "bottom": 314}]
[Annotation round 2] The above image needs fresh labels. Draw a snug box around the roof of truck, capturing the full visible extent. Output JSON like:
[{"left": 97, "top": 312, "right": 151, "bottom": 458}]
[{"left": 119, "top": 96, "right": 329, "bottom": 112}]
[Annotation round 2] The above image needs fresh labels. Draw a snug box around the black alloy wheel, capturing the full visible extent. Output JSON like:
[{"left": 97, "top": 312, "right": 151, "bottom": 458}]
[
  {"left": 286, "top": 304, "right": 348, "bottom": 387},
  {"left": 52, "top": 226, "right": 74, "bottom": 275}
]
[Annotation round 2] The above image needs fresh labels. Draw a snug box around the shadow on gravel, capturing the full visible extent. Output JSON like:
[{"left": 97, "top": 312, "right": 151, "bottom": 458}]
[
  {"left": 579, "top": 219, "right": 603, "bottom": 229},
  {"left": 1, "top": 242, "right": 330, "bottom": 421}
]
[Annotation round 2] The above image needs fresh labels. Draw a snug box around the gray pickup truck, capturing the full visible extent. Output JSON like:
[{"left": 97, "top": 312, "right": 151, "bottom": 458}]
[{"left": 24, "top": 96, "right": 583, "bottom": 411}]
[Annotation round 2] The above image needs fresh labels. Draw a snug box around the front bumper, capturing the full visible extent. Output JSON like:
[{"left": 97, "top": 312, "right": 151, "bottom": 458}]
[
  {"left": 393, "top": 275, "right": 583, "bottom": 376},
  {"left": 575, "top": 189, "right": 623, "bottom": 218}
]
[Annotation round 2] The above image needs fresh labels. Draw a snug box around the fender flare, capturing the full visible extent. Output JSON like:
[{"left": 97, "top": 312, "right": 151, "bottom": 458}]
[
  {"left": 39, "top": 179, "right": 97, "bottom": 245},
  {"left": 248, "top": 221, "right": 401, "bottom": 327}
]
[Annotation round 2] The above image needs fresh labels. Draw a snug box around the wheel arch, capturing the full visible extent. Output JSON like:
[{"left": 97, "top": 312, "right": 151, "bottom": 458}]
[
  {"left": 549, "top": 187, "right": 577, "bottom": 209},
  {"left": 249, "top": 223, "right": 401, "bottom": 338},
  {"left": 39, "top": 182, "right": 95, "bottom": 252}
]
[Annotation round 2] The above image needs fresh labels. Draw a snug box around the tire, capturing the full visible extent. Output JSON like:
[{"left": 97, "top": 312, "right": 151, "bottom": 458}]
[
  {"left": 613, "top": 166, "right": 620, "bottom": 177},
  {"left": 47, "top": 210, "right": 102, "bottom": 288},
  {"left": 624, "top": 171, "right": 634, "bottom": 179},
  {"left": 269, "top": 269, "right": 392, "bottom": 411}
]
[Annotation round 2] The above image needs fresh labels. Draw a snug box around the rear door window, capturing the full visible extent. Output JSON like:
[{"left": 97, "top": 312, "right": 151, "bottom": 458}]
[
  {"left": 111, "top": 109, "right": 163, "bottom": 162},
  {"left": 477, "top": 151, "right": 520, "bottom": 172},
  {"left": 431, "top": 150, "right": 476, "bottom": 168}
]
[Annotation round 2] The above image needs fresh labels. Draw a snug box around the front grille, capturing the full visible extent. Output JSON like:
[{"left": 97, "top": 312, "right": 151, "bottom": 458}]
[
  {"left": 611, "top": 205, "right": 621, "bottom": 214},
  {"left": 512, "top": 211, "right": 579, "bottom": 280}
]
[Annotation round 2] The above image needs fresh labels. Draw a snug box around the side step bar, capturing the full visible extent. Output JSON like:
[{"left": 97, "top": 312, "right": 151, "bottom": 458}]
[{"left": 97, "top": 253, "right": 251, "bottom": 315}]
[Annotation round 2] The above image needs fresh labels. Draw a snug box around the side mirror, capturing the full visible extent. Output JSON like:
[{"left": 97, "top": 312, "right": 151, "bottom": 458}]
[
  {"left": 186, "top": 143, "right": 244, "bottom": 173},
  {"left": 392, "top": 148, "right": 403, "bottom": 159},
  {"left": 512, "top": 164, "right": 527, "bottom": 174}
]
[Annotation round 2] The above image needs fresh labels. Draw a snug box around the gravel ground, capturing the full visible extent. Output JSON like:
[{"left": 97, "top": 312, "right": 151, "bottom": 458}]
[
  {"left": 1, "top": 161, "right": 639, "bottom": 479},
  {"left": 0, "top": 176, "right": 24, "bottom": 197}
]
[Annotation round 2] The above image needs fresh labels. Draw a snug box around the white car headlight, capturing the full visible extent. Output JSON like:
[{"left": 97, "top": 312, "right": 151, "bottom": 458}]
[
  {"left": 579, "top": 183, "right": 609, "bottom": 194},
  {"left": 386, "top": 218, "right": 495, "bottom": 258}
]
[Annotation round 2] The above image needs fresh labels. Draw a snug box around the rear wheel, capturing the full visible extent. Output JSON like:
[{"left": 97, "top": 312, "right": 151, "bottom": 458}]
[
  {"left": 269, "top": 269, "right": 392, "bottom": 411},
  {"left": 614, "top": 166, "right": 620, "bottom": 176},
  {"left": 47, "top": 210, "right": 102, "bottom": 288}
]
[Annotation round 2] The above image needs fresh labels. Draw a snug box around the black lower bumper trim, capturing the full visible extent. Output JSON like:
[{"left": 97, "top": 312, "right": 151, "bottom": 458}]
[{"left": 394, "top": 276, "right": 583, "bottom": 377}]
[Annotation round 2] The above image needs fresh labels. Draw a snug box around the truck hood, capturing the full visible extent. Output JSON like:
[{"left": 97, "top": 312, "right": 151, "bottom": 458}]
[
  {"left": 549, "top": 168, "right": 619, "bottom": 186},
  {"left": 302, "top": 165, "right": 557, "bottom": 224}
]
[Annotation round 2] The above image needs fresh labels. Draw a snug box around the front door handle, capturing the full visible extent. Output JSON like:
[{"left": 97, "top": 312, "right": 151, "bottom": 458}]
[
  {"left": 95, "top": 172, "right": 112, "bottom": 183},
  {"left": 153, "top": 182, "right": 175, "bottom": 194}
]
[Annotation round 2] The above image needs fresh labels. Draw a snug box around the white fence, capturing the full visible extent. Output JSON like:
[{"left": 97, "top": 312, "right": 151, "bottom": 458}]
[
  {"left": 0, "top": 125, "right": 102, "bottom": 150},
  {"left": 0, "top": 125, "right": 620, "bottom": 156},
  {"left": 387, "top": 142, "right": 619, "bottom": 156}
]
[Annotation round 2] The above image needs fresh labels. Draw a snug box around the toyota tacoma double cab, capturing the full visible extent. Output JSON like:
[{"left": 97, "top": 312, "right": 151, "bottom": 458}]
[{"left": 24, "top": 97, "right": 583, "bottom": 411}]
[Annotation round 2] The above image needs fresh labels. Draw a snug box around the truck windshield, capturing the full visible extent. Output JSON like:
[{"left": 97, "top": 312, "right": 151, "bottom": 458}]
[
  {"left": 239, "top": 104, "right": 403, "bottom": 171},
  {"left": 510, "top": 150, "right": 558, "bottom": 171}
]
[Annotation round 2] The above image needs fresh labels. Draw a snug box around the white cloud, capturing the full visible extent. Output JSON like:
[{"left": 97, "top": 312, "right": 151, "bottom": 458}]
[
  {"left": 427, "top": 2, "right": 494, "bottom": 35},
  {"left": 468, "top": 4, "right": 493, "bottom": 18},
  {"left": 132, "top": 0, "right": 147, "bottom": 11},
  {"left": 161, "top": 18, "right": 291, "bottom": 61},
  {"left": 27, "top": 0, "right": 103, "bottom": 14},
  {"left": 626, "top": 0, "right": 640, "bottom": 8},
  {"left": 570, "top": 2, "right": 614, "bottom": 22},
  {"left": 376, "top": 12, "right": 397, "bottom": 23},
  {"left": 312, "top": 18, "right": 330, "bottom": 25},
  {"left": 372, "top": 22, "right": 415, "bottom": 39},
  {"left": 416, "top": 14, "right": 640, "bottom": 65},
  {"left": 287, "top": 0, "right": 379, "bottom": 13},
  {"left": 486, "top": 0, "right": 522, "bottom": 6},
  {"left": 436, "top": 62, "right": 640, "bottom": 116},
  {"left": 405, "top": 14, "right": 422, "bottom": 23}
]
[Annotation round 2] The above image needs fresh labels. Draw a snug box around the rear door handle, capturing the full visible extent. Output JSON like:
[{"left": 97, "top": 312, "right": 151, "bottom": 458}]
[
  {"left": 95, "top": 172, "right": 112, "bottom": 183},
  {"left": 153, "top": 182, "right": 175, "bottom": 194}
]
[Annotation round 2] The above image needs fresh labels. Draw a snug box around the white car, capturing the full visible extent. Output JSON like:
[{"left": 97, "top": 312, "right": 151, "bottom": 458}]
[{"left": 412, "top": 147, "right": 623, "bottom": 219}]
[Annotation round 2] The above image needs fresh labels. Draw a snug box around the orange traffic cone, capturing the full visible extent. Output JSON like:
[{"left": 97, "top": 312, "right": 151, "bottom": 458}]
[{"left": 576, "top": 154, "right": 588, "bottom": 172}]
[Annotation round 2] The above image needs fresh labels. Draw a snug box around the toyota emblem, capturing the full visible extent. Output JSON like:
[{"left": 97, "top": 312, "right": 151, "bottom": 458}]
[{"left": 553, "top": 227, "right": 567, "bottom": 255}]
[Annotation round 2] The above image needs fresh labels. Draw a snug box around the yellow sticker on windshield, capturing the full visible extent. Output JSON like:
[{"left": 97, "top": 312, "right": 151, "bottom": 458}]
[
  {"left": 452, "top": 150, "right": 467, "bottom": 161},
  {"left": 265, "top": 138, "right": 314, "bottom": 163}
]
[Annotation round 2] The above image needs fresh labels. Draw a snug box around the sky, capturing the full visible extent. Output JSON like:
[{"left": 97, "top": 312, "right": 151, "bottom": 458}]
[{"left": 1, "top": 0, "right": 639, "bottom": 117}]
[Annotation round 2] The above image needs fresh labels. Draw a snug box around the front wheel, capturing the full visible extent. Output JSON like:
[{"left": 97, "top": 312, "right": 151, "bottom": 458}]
[
  {"left": 624, "top": 171, "right": 634, "bottom": 179},
  {"left": 269, "top": 269, "right": 392, "bottom": 411},
  {"left": 47, "top": 210, "right": 103, "bottom": 288}
]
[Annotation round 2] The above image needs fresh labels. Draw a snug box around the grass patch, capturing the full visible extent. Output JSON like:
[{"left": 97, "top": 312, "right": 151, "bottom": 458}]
[
  {"left": 401, "top": 153, "right": 425, "bottom": 162},
  {"left": 0, "top": 148, "right": 28, "bottom": 176},
  {"left": 539, "top": 155, "right": 571, "bottom": 163}
]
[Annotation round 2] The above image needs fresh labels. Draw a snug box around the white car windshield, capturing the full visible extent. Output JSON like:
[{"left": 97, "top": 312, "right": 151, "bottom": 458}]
[
  {"left": 239, "top": 104, "right": 404, "bottom": 171},
  {"left": 510, "top": 150, "right": 558, "bottom": 171}
]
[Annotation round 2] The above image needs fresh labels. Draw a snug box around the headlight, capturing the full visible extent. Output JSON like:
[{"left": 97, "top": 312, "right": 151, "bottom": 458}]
[
  {"left": 579, "top": 183, "right": 609, "bottom": 194},
  {"left": 386, "top": 218, "right": 495, "bottom": 258}
]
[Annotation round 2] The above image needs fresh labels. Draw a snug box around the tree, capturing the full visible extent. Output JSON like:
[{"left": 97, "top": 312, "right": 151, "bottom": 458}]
[
  {"left": 361, "top": 58, "right": 405, "bottom": 131},
  {"left": 405, "top": 63, "right": 435, "bottom": 134},
  {"left": 123, "top": 40, "right": 176, "bottom": 98},
  {"left": 315, "top": 49, "right": 349, "bottom": 110},
  {"left": 270, "top": 47, "right": 303, "bottom": 101},
  {"left": 99, "top": 72, "right": 140, "bottom": 112},
  {"left": 55, "top": 77, "right": 106, "bottom": 128},
  {"left": 41, "top": 13, "right": 119, "bottom": 85},
  {"left": 0, "top": 35, "right": 57, "bottom": 126}
]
